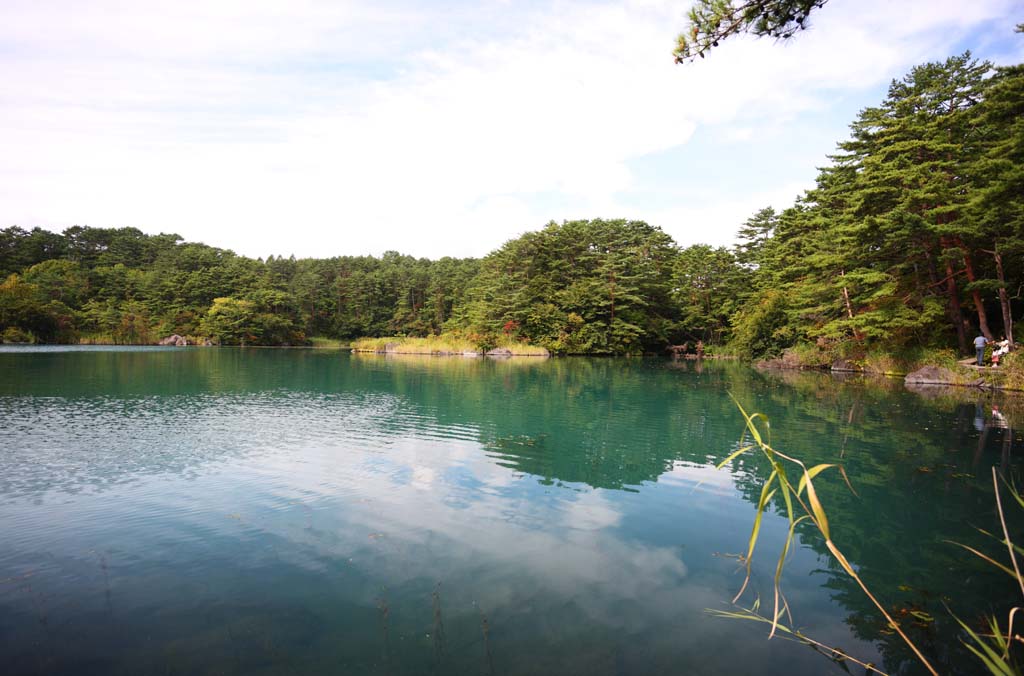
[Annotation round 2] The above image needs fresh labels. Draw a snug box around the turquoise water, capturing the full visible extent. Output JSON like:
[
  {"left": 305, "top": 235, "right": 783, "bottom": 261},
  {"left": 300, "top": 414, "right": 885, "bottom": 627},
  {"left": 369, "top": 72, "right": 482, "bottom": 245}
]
[{"left": 0, "top": 347, "right": 1019, "bottom": 675}]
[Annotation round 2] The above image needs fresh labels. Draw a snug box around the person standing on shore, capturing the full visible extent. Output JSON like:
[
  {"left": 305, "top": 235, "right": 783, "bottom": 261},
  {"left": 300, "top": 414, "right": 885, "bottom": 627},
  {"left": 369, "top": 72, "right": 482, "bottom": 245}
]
[{"left": 974, "top": 333, "right": 988, "bottom": 366}]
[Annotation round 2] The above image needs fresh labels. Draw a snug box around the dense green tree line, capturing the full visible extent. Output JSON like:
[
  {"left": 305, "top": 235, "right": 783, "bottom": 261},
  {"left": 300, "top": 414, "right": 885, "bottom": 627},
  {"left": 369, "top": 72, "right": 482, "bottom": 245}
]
[
  {"left": 454, "top": 219, "right": 692, "bottom": 354},
  {"left": 0, "top": 227, "right": 481, "bottom": 346},
  {"left": 0, "top": 219, "right": 740, "bottom": 352},
  {"left": 729, "top": 51, "right": 1024, "bottom": 359}
]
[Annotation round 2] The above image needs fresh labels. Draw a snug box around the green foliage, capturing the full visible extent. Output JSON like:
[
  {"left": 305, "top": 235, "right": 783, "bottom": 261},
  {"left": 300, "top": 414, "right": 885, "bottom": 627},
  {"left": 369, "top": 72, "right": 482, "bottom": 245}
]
[
  {"left": 726, "top": 50, "right": 1023, "bottom": 357},
  {"left": 350, "top": 335, "right": 478, "bottom": 354},
  {"left": 22, "top": 259, "right": 88, "bottom": 307},
  {"left": 675, "top": 0, "right": 827, "bottom": 63},
  {"left": 0, "top": 273, "right": 77, "bottom": 343},
  {"left": 200, "top": 291, "right": 306, "bottom": 346},
  {"left": 673, "top": 244, "right": 748, "bottom": 343},
  {"left": 1, "top": 326, "right": 34, "bottom": 343},
  {"left": 728, "top": 289, "right": 793, "bottom": 358},
  {"left": 308, "top": 336, "right": 348, "bottom": 348},
  {"left": 0, "top": 226, "right": 67, "bottom": 278},
  {"left": 0, "top": 226, "right": 482, "bottom": 348},
  {"left": 457, "top": 219, "right": 681, "bottom": 355},
  {"left": 349, "top": 333, "right": 549, "bottom": 356},
  {"left": 716, "top": 401, "right": 942, "bottom": 674},
  {"left": 734, "top": 207, "right": 777, "bottom": 268}
]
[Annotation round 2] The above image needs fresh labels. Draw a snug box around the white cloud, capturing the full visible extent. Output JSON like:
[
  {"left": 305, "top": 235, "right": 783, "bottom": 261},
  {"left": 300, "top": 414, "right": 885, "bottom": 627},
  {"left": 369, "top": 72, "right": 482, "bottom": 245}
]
[{"left": 0, "top": 0, "right": 1018, "bottom": 258}]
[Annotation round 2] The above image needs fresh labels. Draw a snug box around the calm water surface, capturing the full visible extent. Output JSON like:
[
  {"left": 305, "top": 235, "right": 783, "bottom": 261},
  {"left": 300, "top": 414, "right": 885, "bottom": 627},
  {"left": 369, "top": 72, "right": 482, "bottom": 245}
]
[{"left": 0, "top": 347, "right": 1020, "bottom": 675}]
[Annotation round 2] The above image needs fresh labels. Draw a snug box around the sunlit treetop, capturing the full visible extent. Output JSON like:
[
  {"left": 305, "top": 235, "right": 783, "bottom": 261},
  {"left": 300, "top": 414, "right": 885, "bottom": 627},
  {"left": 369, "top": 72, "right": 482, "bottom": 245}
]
[{"left": 674, "top": 0, "right": 828, "bottom": 63}]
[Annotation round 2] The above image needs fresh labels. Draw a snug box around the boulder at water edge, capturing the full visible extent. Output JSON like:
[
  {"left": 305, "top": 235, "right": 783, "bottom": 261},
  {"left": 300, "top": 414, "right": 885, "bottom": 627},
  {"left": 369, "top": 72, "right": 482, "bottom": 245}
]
[
  {"left": 904, "top": 365, "right": 958, "bottom": 386},
  {"left": 158, "top": 334, "right": 188, "bottom": 346}
]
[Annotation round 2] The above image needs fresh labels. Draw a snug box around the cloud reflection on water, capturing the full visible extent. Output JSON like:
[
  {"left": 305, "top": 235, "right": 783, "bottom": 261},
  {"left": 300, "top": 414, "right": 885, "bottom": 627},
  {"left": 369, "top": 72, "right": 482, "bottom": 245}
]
[{"left": 11, "top": 350, "right": 1006, "bottom": 673}]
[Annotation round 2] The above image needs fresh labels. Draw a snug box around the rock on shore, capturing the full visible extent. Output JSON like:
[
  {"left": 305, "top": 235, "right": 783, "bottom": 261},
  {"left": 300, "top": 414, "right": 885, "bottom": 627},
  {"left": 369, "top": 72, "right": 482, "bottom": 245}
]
[
  {"left": 904, "top": 365, "right": 959, "bottom": 385},
  {"left": 158, "top": 334, "right": 188, "bottom": 346}
]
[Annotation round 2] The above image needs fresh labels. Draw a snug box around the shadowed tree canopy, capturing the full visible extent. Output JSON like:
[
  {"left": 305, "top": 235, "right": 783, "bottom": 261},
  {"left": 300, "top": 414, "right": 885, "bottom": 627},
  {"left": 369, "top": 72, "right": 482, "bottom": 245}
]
[{"left": 674, "top": 0, "right": 828, "bottom": 63}]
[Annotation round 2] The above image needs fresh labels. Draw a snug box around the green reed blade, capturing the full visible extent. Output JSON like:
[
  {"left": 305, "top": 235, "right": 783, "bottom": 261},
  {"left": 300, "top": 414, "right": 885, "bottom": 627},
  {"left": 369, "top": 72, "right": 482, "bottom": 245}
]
[{"left": 798, "top": 464, "right": 835, "bottom": 497}]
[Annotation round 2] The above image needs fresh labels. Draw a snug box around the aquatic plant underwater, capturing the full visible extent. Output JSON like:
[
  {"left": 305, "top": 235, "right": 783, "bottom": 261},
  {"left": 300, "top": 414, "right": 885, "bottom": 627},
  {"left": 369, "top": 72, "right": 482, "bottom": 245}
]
[{"left": 714, "top": 396, "right": 1023, "bottom": 675}]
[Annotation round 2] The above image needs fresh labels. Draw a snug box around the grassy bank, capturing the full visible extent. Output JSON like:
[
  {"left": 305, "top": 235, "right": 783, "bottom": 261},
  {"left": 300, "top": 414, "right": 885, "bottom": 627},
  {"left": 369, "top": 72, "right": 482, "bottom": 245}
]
[
  {"left": 308, "top": 337, "right": 348, "bottom": 349},
  {"left": 350, "top": 334, "right": 549, "bottom": 356},
  {"left": 751, "top": 341, "right": 1024, "bottom": 391},
  {"left": 758, "top": 343, "right": 964, "bottom": 375},
  {"left": 982, "top": 351, "right": 1024, "bottom": 391},
  {"left": 77, "top": 333, "right": 168, "bottom": 345}
]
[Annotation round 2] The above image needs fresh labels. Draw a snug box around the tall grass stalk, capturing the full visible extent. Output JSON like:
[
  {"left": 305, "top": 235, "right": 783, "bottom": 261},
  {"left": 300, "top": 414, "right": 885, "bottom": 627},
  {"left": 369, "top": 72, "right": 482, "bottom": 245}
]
[
  {"left": 949, "top": 468, "right": 1023, "bottom": 674},
  {"left": 719, "top": 394, "right": 939, "bottom": 675},
  {"left": 721, "top": 398, "right": 1024, "bottom": 675},
  {"left": 706, "top": 603, "right": 886, "bottom": 675}
]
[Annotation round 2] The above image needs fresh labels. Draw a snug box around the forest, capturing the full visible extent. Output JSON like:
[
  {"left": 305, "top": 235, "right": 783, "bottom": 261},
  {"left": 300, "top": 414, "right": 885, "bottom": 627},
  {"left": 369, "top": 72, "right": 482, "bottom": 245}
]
[{"left": 1, "top": 51, "right": 1021, "bottom": 360}]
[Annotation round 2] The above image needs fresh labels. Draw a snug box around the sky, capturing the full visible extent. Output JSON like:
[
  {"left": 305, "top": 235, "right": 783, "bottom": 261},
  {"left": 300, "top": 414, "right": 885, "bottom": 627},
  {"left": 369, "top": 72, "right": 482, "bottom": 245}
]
[{"left": 1, "top": 0, "right": 1022, "bottom": 260}]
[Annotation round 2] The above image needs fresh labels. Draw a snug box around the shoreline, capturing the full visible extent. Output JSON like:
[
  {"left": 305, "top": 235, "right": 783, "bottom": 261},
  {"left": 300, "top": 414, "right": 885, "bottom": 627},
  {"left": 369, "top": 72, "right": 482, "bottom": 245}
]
[
  {"left": 3, "top": 339, "right": 1020, "bottom": 392},
  {"left": 755, "top": 358, "right": 1023, "bottom": 393},
  {"left": 350, "top": 347, "right": 549, "bottom": 357}
]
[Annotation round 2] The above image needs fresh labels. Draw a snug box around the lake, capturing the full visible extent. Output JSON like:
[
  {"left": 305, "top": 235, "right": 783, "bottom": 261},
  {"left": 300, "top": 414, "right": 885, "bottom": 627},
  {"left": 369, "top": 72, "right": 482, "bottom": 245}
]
[{"left": 0, "top": 347, "right": 1019, "bottom": 675}]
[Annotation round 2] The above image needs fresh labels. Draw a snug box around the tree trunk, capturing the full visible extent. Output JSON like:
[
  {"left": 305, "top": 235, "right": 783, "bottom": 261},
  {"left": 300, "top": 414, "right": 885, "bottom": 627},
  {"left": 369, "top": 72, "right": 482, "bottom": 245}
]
[
  {"left": 957, "top": 241, "right": 993, "bottom": 340},
  {"left": 983, "top": 247, "right": 1014, "bottom": 346},
  {"left": 607, "top": 266, "right": 616, "bottom": 347},
  {"left": 838, "top": 269, "right": 864, "bottom": 341},
  {"left": 922, "top": 245, "right": 940, "bottom": 288},
  {"left": 940, "top": 237, "right": 968, "bottom": 355},
  {"left": 840, "top": 273, "right": 854, "bottom": 319}
]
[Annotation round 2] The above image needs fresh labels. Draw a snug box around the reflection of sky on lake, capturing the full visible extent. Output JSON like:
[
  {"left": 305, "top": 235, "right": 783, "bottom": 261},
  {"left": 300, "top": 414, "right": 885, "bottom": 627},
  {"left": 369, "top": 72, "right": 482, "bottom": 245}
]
[
  {"left": 0, "top": 395, "right": 877, "bottom": 674},
  {"left": 2, "top": 348, "right": 1017, "bottom": 675}
]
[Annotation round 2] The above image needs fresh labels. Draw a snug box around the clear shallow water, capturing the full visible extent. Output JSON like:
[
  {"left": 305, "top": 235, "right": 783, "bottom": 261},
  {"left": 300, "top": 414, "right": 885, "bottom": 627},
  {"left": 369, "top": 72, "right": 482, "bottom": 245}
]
[{"left": 0, "top": 347, "right": 1020, "bottom": 675}]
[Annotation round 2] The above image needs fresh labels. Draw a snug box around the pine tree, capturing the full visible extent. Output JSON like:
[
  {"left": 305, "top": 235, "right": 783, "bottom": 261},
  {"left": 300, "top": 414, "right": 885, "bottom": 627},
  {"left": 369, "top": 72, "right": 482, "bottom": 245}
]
[{"left": 968, "top": 61, "right": 1024, "bottom": 346}]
